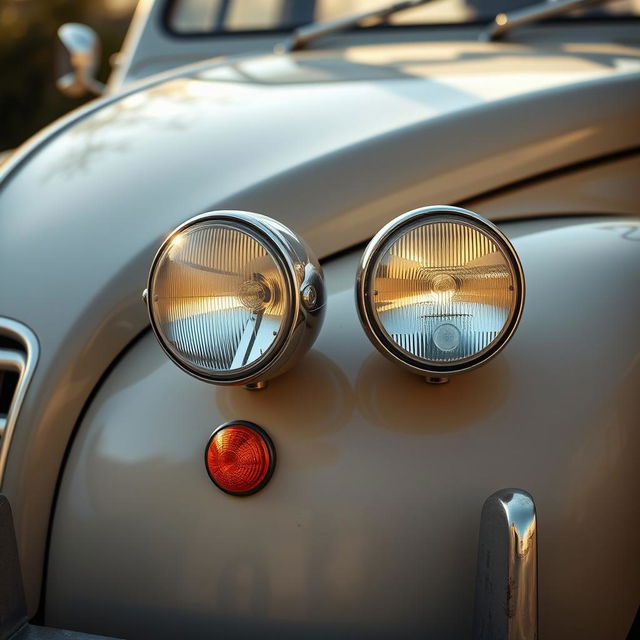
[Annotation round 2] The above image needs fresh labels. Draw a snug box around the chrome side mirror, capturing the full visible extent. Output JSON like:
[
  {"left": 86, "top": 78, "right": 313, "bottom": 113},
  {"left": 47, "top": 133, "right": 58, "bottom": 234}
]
[{"left": 56, "top": 23, "right": 105, "bottom": 98}]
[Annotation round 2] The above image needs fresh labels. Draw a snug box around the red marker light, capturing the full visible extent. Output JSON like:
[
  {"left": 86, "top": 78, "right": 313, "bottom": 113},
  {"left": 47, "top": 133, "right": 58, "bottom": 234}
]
[{"left": 205, "top": 422, "right": 275, "bottom": 496}]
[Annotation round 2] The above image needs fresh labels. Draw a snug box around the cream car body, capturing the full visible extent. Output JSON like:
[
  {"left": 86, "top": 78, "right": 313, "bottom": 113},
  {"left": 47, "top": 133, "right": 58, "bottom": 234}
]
[{"left": 0, "top": 2, "right": 639, "bottom": 638}]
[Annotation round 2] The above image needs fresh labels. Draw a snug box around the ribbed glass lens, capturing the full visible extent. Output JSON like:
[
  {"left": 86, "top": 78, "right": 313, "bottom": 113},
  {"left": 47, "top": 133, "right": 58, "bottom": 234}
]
[
  {"left": 368, "top": 219, "right": 517, "bottom": 365},
  {"left": 150, "top": 221, "right": 290, "bottom": 377}
]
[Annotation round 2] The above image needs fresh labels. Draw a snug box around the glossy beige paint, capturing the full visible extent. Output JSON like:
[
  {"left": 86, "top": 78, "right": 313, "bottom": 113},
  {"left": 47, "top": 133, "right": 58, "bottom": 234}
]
[
  {"left": 1, "top": 39, "right": 639, "bottom": 617},
  {"left": 45, "top": 218, "right": 640, "bottom": 639}
]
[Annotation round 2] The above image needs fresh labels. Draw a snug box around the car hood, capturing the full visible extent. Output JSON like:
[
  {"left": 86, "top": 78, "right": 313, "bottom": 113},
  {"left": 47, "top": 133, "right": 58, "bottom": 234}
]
[{"left": 3, "top": 41, "right": 640, "bottom": 256}]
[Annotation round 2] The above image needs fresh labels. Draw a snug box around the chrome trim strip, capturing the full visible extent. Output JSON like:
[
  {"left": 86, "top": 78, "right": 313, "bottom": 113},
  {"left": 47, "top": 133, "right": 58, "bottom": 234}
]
[
  {"left": 0, "top": 349, "right": 27, "bottom": 372},
  {"left": 0, "top": 348, "right": 27, "bottom": 440},
  {"left": 473, "top": 488, "right": 538, "bottom": 640},
  {"left": 0, "top": 318, "right": 39, "bottom": 487}
]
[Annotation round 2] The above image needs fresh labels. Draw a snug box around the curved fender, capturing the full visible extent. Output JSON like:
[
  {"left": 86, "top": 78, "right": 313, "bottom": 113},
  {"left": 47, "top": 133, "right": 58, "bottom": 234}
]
[{"left": 46, "top": 217, "right": 640, "bottom": 640}]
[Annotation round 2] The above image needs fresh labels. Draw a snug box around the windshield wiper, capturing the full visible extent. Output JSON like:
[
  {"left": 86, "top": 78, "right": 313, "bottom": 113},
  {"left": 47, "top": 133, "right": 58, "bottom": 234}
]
[
  {"left": 276, "top": 0, "right": 435, "bottom": 53},
  {"left": 481, "top": 0, "right": 609, "bottom": 41}
]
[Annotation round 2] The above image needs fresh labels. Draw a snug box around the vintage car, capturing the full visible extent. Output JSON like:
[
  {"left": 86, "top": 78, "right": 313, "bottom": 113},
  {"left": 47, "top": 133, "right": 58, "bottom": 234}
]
[{"left": 1, "top": 0, "right": 639, "bottom": 638}]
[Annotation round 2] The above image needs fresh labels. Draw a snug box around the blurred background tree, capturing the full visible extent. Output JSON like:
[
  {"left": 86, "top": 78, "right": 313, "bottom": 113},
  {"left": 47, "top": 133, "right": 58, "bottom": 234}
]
[{"left": 0, "top": 0, "right": 137, "bottom": 151}]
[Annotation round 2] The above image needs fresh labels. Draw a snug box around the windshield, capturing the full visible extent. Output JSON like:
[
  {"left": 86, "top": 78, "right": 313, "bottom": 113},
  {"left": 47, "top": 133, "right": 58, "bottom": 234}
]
[{"left": 168, "top": 0, "right": 640, "bottom": 34}]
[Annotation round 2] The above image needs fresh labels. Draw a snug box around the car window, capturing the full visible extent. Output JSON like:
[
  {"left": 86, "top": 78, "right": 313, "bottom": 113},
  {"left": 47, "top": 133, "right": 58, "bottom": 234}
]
[
  {"left": 171, "top": 0, "right": 287, "bottom": 32},
  {"left": 168, "top": 0, "right": 640, "bottom": 34}
]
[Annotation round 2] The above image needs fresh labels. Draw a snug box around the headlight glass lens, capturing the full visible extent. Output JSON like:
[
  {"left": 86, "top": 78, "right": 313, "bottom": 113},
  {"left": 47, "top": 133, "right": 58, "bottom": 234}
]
[
  {"left": 367, "top": 218, "right": 519, "bottom": 366},
  {"left": 150, "top": 221, "right": 290, "bottom": 377}
]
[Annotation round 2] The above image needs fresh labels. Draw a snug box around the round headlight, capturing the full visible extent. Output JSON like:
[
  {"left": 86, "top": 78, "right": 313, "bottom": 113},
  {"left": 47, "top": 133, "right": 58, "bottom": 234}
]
[
  {"left": 356, "top": 206, "right": 524, "bottom": 379},
  {"left": 146, "top": 211, "right": 324, "bottom": 387}
]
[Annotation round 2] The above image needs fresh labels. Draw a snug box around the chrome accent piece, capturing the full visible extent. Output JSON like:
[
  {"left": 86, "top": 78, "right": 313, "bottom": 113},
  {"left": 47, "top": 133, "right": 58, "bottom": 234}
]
[
  {"left": 276, "top": 0, "right": 434, "bottom": 53},
  {"left": 481, "top": 0, "right": 607, "bottom": 41},
  {"left": 244, "top": 380, "right": 267, "bottom": 391},
  {"left": 56, "top": 23, "right": 105, "bottom": 97},
  {"left": 473, "top": 489, "right": 538, "bottom": 640},
  {"left": 0, "top": 319, "right": 39, "bottom": 487},
  {"left": 425, "top": 376, "right": 449, "bottom": 384},
  {"left": 301, "top": 284, "right": 318, "bottom": 311}
]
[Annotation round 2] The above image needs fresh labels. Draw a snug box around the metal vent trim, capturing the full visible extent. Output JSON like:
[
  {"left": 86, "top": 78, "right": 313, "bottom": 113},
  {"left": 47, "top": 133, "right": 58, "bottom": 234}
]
[{"left": 0, "top": 318, "right": 39, "bottom": 487}]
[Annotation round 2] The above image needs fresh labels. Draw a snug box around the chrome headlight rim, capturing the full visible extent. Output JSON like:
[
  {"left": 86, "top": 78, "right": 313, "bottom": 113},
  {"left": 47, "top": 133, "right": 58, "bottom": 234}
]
[
  {"left": 356, "top": 205, "right": 525, "bottom": 376},
  {"left": 146, "top": 210, "right": 317, "bottom": 386}
]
